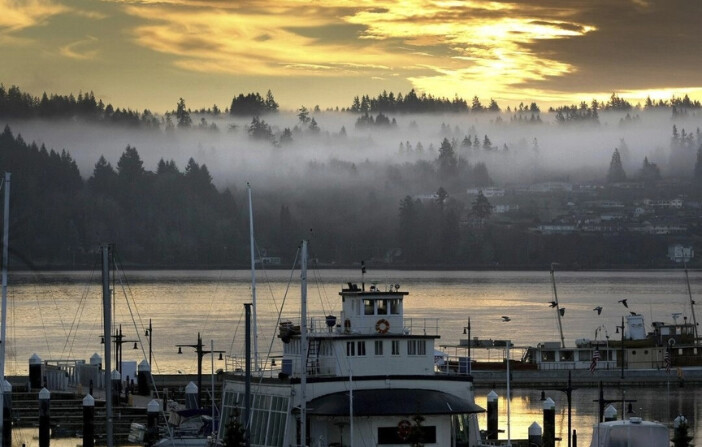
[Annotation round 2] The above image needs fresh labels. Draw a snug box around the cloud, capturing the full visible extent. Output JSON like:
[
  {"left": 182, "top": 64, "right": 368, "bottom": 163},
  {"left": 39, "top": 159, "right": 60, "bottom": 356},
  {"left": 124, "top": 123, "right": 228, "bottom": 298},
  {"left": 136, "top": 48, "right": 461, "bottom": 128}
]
[
  {"left": 0, "top": 0, "right": 68, "bottom": 31},
  {"left": 59, "top": 36, "right": 100, "bottom": 60}
]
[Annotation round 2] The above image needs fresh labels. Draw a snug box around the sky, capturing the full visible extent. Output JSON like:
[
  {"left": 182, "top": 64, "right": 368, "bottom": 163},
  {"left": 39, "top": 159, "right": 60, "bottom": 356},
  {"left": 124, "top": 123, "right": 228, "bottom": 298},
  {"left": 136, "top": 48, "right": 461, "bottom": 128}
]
[{"left": 1, "top": 0, "right": 702, "bottom": 113}]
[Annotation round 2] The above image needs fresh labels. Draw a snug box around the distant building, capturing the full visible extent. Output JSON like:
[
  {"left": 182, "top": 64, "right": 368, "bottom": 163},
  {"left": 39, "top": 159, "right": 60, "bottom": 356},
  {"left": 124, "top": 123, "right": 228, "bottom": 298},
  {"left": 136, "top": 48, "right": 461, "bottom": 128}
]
[
  {"left": 255, "top": 256, "right": 282, "bottom": 265},
  {"left": 493, "top": 204, "right": 519, "bottom": 214},
  {"left": 466, "top": 187, "right": 504, "bottom": 197},
  {"left": 668, "top": 244, "right": 694, "bottom": 263}
]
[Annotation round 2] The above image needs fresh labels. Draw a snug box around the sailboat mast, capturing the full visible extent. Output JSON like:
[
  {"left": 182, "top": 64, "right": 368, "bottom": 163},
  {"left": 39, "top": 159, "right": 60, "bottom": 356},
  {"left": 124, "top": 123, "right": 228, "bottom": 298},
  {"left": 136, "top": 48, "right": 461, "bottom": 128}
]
[
  {"left": 247, "top": 184, "right": 258, "bottom": 371},
  {"left": 300, "top": 240, "right": 308, "bottom": 447},
  {"left": 102, "top": 244, "right": 114, "bottom": 447},
  {"left": 684, "top": 263, "right": 699, "bottom": 345},
  {"left": 0, "top": 172, "right": 11, "bottom": 447},
  {"left": 550, "top": 264, "right": 565, "bottom": 348}
]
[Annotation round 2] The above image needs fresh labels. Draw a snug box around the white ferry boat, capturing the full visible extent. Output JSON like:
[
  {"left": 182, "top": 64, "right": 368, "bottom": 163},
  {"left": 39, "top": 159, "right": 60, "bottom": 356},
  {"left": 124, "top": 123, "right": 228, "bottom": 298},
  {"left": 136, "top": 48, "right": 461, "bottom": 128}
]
[{"left": 218, "top": 243, "right": 485, "bottom": 447}]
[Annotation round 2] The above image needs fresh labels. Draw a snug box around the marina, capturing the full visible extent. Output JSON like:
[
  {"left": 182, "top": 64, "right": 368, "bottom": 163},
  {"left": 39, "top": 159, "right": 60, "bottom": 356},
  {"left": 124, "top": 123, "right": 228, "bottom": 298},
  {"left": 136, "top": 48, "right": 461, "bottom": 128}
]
[{"left": 1, "top": 268, "right": 701, "bottom": 445}]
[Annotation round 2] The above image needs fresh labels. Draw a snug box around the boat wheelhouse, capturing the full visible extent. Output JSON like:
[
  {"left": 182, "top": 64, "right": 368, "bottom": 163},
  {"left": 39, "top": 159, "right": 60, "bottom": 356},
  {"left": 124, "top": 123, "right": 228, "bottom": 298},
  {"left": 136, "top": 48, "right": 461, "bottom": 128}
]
[
  {"left": 525, "top": 314, "right": 702, "bottom": 371},
  {"left": 219, "top": 279, "right": 485, "bottom": 447}
]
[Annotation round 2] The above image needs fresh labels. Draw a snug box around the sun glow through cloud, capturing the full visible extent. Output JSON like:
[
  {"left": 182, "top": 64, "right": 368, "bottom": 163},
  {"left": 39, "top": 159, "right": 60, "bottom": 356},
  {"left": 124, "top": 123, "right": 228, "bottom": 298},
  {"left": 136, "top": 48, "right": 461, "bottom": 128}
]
[
  {"left": 113, "top": 0, "right": 597, "bottom": 102},
  {"left": 1, "top": 0, "right": 701, "bottom": 111}
]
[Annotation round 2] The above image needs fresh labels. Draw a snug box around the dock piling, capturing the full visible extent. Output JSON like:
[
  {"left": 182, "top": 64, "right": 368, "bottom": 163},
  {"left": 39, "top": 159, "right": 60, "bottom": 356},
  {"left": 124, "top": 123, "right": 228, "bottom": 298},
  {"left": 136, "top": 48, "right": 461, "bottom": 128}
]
[
  {"left": 38, "top": 388, "right": 50, "bottom": 447},
  {"left": 83, "top": 394, "right": 95, "bottom": 447},
  {"left": 487, "top": 390, "right": 498, "bottom": 440}
]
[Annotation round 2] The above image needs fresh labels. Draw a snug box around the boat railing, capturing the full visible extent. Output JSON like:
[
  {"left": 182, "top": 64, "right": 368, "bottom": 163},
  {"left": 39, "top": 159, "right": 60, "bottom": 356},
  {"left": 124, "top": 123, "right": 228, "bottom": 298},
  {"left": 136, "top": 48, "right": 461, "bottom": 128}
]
[
  {"left": 284, "top": 317, "right": 441, "bottom": 336},
  {"left": 403, "top": 318, "right": 440, "bottom": 336},
  {"left": 435, "top": 354, "right": 473, "bottom": 376}
]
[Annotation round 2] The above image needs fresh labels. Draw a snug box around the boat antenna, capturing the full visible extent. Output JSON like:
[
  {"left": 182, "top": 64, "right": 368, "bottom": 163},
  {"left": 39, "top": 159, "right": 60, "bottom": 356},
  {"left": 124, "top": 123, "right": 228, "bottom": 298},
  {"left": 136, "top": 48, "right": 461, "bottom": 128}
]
[
  {"left": 101, "top": 244, "right": 115, "bottom": 447},
  {"left": 300, "top": 240, "right": 308, "bottom": 447},
  {"left": 247, "top": 183, "right": 259, "bottom": 371},
  {"left": 0, "top": 173, "right": 10, "bottom": 447},
  {"left": 550, "top": 263, "right": 566, "bottom": 348},
  {"left": 683, "top": 262, "right": 699, "bottom": 346},
  {"left": 361, "top": 260, "right": 366, "bottom": 291}
]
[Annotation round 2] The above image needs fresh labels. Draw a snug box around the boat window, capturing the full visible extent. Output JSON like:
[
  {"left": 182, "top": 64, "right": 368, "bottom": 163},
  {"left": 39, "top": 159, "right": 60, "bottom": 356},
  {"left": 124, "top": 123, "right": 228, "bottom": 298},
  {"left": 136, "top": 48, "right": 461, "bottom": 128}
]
[
  {"left": 364, "top": 299, "right": 374, "bottom": 315},
  {"left": 407, "top": 340, "right": 426, "bottom": 356},
  {"left": 357, "top": 341, "right": 366, "bottom": 356},
  {"left": 541, "top": 351, "right": 555, "bottom": 362},
  {"left": 452, "top": 414, "right": 471, "bottom": 447},
  {"left": 577, "top": 350, "right": 590, "bottom": 361},
  {"left": 346, "top": 341, "right": 356, "bottom": 356},
  {"left": 392, "top": 340, "right": 400, "bottom": 356},
  {"left": 352, "top": 299, "right": 360, "bottom": 316},
  {"left": 375, "top": 340, "right": 383, "bottom": 356},
  {"left": 377, "top": 299, "right": 388, "bottom": 315},
  {"left": 559, "top": 350, "right": 573, "bottom": 362},
  {"left": 220, "top": 392, "right": 289, "bottom": 447},
  {"left": 389, "top": 299, "right": 400, "bottom": 315}
]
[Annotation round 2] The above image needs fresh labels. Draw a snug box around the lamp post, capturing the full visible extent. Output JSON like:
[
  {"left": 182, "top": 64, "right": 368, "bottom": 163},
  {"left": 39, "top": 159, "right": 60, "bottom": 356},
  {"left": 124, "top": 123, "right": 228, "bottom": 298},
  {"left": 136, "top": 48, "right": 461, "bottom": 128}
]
[
  {"left": 462, "top": 317, "right": 471, "bottom": 360},
  {"left": 176, "top": 333, "right": 225, "bottom": 407},
  {"left": 104, "top": 324, "right": 139, "bottom": 376},
  {"left": 144, "top": 319, "right": 153, "bottom": 368}
]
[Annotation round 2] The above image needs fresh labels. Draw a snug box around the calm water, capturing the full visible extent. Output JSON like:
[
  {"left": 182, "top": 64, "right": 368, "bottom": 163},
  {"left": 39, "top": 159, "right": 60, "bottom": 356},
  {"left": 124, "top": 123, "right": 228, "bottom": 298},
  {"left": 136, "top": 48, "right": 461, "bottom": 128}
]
[{"left": 4, "top": 269, "right": 702, "bottom": 444}]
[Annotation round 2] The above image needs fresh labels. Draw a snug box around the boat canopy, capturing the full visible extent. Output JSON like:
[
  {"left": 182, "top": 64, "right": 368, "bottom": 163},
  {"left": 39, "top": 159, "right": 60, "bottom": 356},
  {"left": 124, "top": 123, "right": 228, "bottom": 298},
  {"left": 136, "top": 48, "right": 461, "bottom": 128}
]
[{"left": 304, "top": 388, "right": 484, "bottom": 416}]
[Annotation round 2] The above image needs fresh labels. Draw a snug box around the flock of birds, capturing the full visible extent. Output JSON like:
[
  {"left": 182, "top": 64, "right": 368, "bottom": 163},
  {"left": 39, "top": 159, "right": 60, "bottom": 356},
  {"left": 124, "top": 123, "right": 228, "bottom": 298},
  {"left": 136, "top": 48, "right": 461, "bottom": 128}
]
[{"left": 500, "top": 298, "right": 631, "bottom": 323}]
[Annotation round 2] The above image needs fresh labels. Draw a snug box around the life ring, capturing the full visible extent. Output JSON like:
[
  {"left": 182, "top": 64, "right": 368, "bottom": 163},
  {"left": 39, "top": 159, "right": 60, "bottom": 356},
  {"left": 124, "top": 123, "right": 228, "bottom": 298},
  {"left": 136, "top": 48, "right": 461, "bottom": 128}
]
[
  {"left": 376, "top": 318, "right": 390, "bottom": 334},
  {"left": 397, "top": 419, "right": 411, "bottom": 440}
]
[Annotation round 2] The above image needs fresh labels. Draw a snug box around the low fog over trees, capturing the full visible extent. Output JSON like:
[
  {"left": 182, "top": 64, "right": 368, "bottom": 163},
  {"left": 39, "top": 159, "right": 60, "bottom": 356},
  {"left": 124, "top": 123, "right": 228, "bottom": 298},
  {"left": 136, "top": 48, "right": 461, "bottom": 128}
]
[{"left": 1, "top": 84, "right": 702, "bottom": 269}]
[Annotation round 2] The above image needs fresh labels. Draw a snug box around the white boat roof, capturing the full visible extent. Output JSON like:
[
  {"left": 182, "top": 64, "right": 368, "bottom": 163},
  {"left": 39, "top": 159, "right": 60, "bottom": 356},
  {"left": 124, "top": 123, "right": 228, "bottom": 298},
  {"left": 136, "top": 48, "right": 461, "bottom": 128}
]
[{"left": 590, "top": 418, "right": 669, "bottom": 447}]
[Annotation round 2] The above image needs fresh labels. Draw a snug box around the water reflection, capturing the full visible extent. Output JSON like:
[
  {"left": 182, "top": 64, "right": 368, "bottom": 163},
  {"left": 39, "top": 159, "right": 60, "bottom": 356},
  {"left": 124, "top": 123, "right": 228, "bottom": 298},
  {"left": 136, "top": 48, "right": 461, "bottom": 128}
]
[{"left": 475, "top": 382, "right": 701, "bottom": 444}]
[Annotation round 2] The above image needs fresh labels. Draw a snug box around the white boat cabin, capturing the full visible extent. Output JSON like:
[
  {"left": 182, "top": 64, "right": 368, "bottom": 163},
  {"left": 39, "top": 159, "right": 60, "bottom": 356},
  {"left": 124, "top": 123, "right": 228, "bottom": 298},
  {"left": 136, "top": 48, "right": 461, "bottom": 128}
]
[{"left": 219, "top": 282, "right": 485, "bottom": 447}]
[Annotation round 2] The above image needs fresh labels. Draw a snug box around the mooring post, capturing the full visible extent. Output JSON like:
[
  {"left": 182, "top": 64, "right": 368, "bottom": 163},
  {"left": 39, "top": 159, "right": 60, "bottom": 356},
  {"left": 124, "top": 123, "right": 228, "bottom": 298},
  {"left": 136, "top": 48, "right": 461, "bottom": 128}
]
[
  {"left": 111, "top": 370, "right": 121, "bottom": 406},
  {"left": 543, "top": 397, "right": 555, "bottom": 447},
  {"left": 185, "top": 382, "right": 198, "bottom": 410},
  {"left": 604, "top": 404, "right": 617, "bottom": 421},
  {"left": 146, "top": 400, "right": 160, "bottom": 447},
  {"left": 138, "top": 360, "right": 151, "bottom": 396},
  {"left": 572, "top": 429, "right": 577, "bottom": 447},
  {"left": 528, "top": 422, "right": 542, "bottom": 446},
  {"left": 29, "top": 354, "right": 42, "bottom": 391},
  {"left": 38, "top": 388, "right": 50, "bottom": 447},
  {"left": 487, "top": 390, "right": 499, "bottom": 440},
  {"left": 2, "top": 380, "right": 11, "bottom": 447},
  {"left": 83, "top": 394, "right": 95, "bottom": 447}
]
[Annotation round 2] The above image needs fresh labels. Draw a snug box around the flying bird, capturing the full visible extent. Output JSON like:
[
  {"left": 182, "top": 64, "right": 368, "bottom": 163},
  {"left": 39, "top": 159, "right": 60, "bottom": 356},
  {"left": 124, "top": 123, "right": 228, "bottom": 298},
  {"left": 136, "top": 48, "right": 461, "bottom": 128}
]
[
  {"left": 618, "top": 299, "right": 628, "bottom": 308},
  {"left": 501, "top": 316, "right": 511, "bottom": 322},
  {"left": 559, "top": 308, "right": 566, "bottom": 317},
  {"left": 593, "top": 306, "right": 603, "bottom": 315},
  {"left": 549, "top": 301, "right": 558, "bottom": 308}
]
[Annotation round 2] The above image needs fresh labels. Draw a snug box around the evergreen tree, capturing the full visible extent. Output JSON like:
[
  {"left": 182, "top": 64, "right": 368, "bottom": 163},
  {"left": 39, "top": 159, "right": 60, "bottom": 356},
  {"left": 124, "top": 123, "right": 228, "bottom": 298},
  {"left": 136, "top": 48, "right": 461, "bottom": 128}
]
[
  {"left": 264, "top": 90, "right": 279, "bottom": 112},
  {"left": 248, "top": 116, "right": 273, "bottom": 140},
  {"left": 297, "top": 106, "right": 310, "bottom": 124},
  {"left": 89, "top": 155, "right": 118, "bottom": 195},
  {"left": 694, "top": 145, "right": 702, "bottom": 184},
  {"left": 175, "top": 98, "right": 192, "bottom": 128},
  {"left": 606, "top": 148, "right": 627, "bottom": 183},
  {"left": 437, "top": 138, "right": 457, "bottom": 178},
  {"left": 472, "top": 191, "right": 492, "bottom": 219},
  {"left": 639, "top": 156, "right": 661, "bottom": 183}
]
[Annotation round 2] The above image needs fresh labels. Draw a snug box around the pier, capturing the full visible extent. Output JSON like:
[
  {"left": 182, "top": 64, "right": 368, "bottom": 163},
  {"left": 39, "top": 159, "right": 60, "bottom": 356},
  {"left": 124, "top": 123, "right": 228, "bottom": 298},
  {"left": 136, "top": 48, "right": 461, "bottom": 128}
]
[{"left": 6, "top": 374, "right": 223, "bottom": 445}]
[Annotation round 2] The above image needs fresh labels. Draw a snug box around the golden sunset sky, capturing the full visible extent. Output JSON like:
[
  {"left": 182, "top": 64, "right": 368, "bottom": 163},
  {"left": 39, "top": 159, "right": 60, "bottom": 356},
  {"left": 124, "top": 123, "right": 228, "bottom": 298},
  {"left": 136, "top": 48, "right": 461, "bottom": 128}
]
[{"left": 1, "top": 0, "right": 701, "bottom": 112}]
